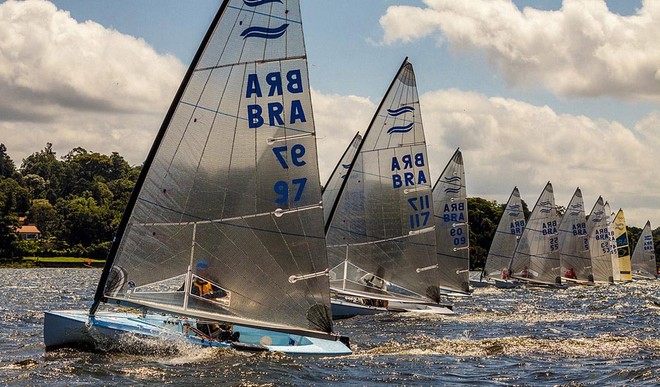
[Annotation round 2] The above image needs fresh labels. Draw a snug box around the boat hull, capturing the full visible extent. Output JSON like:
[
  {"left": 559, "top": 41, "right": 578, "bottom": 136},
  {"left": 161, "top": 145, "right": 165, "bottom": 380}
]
[
  {"left": 331, "top": 298, "right": 386, "bottom": 319},
  {"left": 44, "top": 310, "right": 351, "bottom": 355},
  {"left": 387, "top": 301, "right": 454, "bottom": 315}
]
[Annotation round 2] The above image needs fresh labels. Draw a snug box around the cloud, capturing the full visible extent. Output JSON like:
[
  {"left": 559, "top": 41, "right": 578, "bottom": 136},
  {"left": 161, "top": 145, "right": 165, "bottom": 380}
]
[
  {"left": 380, "top": 0, "right": 660, "bottom": 101},
  {"left": 0, "top": 0, "right": 184, "bottom": 164},
  {"left": 311, "top": 89, "right": 376, "bottom": 183},
  {"left": 420, "top": 88, "right": 660, "bottom": 227}
]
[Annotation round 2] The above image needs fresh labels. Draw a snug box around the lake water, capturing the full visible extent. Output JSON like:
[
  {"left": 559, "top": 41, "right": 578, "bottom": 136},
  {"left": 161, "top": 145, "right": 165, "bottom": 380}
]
[{"left": 1, "top": 268, "right": 658, "bottom": 385}]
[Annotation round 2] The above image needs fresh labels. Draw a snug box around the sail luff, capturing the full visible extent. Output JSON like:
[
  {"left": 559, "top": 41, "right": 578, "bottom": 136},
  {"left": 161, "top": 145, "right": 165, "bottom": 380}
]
[
  {"left": 631, "top": 221, "right": 657, "bottom": 279},
  {"left": 586, "top": 196, "right": 613, "bottom": 283},
  {"left": 613, "top": 209, "right": 633, "bottom": 282},
  {"left": 431, "top": 148, "right": 470, "bottom": 294},
  {"left": 90, "top": 1, "right": 231, "bottom": 316},
  {"left": 510, "top": 182, "right": 561, "bottom": 285},
  {"left": 558, "top": 188, "right": 593, "bottom": 283},
  {"left": 322, "top": 132, "right": 362, "bottom": 225},
  {"left": 483, "top": 186, "right": 525, "bottom": 280}
]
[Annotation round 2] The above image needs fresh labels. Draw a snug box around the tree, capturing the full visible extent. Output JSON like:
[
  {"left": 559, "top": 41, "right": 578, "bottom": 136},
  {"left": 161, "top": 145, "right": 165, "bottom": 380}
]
[
  {"left": 27, "top": 199, "right": 57, "bottom": 237},
  {"left": 0, "top": 144, "right": 17, "bottom": 179},
  {"left": 20, "top": 143, "right": 65, "bottom": 203},
  {"left": 467, "top": 197, "right": 503, "bottom": 270}
]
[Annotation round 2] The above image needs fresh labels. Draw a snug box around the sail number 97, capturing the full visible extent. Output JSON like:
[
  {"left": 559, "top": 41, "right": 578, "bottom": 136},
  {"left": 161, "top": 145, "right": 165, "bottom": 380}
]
[{"left": 272, "top": 144, "right": 308, "bottom": 204}]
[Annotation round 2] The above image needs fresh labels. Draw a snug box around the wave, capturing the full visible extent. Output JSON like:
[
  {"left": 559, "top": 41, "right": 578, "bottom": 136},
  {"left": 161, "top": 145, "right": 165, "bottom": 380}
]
[{"left": 240, "top": 24, "right": 289, "bottom": 40}]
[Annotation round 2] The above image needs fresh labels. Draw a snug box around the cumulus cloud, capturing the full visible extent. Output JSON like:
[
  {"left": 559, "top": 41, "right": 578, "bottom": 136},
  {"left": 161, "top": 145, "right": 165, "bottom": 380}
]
[
  {"left": 420, "top": 88, "right": 660, "bottom": 227},
  {"left": 0, "top": 0, "right": 184, "bottom": 164},
  {"left": 311, "top": 90, "right": 376, "bottom": 183},
  {"left": 380, "top": 0, "right": 660, "bottom": 101}
]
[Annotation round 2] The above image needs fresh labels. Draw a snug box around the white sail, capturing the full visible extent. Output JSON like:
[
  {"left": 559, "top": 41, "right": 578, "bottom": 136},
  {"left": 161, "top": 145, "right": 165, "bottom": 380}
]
[
  {"left": 605, "top": 202, "right": 621, "bottom": 282},
  {"left": 322, "top": 132, "right": 362, "bottom": 225},
  {"left": 431, "top": 149, "right": 470, "bottom": 294},
  {"left": 558, "top": 188, "right": 593, "bottom": 284},
  {"left": 586, "top": 197, "right": 614, "bottom": 283},
  {"left": 325, "top": 59, "right": 441, "bottom": 303},
  {"left": 630, "top": 221, "right": 657, "bottom": 279},
  {"left": 483, "top": 187, "right": 525, "bottom": 280},
  {"left": 93, "top": 0, "right": 335, "bottom": 336},
  {"left": 613, "top": 209, "right": 633, "bottom": 282},
  {"left": 510, "top": 182, "right": 561, "bottom": 285}
]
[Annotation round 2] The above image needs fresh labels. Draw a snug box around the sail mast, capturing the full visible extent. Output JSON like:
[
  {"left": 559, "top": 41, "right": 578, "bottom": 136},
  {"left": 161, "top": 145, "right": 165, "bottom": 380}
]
[{"left": 90, "top": 1, "right": 229, "bottom": 316}]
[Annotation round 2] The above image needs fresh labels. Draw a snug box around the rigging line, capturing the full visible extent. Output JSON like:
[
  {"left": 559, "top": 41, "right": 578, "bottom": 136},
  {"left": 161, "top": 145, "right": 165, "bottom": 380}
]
[
  {"left": 227, "top": 4, "right": 303, "bottom": 24},
  {"left": 136, "top": 198, "right": 324, "bottom": 239},
  {"left": 178, "top": 101, "right": 314, "bottom": 135}
]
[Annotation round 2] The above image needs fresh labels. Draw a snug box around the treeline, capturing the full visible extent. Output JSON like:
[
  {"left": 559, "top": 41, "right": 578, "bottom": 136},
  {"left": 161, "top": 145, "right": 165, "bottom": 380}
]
[
  {"left": 0, "top": 143, "right": 658, "bottom": 269},
  {"left": 0, "top": 143, "right": 140, "bottom": 262}
]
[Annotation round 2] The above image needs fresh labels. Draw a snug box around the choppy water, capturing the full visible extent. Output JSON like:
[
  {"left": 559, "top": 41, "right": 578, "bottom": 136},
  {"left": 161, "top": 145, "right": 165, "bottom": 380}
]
[{"left": 1, "top": 268, "right": 658, "bottom": 385}]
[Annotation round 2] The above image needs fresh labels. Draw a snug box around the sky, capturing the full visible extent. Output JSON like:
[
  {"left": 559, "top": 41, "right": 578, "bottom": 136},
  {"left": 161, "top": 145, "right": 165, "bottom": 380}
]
[{"left": 0, "top": 0, "right": 658, "bottom": 228}]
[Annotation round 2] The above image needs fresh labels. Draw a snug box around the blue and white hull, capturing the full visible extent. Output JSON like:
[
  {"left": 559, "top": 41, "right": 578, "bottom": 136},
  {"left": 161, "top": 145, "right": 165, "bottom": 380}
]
[{"left": 44, "top": 310, "right": 351, "bottom": 355}]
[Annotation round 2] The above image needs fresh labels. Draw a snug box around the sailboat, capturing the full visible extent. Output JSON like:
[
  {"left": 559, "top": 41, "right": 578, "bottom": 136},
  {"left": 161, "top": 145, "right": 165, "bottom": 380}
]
[
  {"left": 605, "top": 202, "right": 621, "bottom": 282},
  {"left": 431, "top": 149, "right": 471, "bottom": 296},
  {"left": 510, "top": 182, "right": 565, "bottom": 287},
  {"left": 612, "top": 209, "right": 633, "bottom": 282},
  {"left": 558, "top": 188, "right": 594, "bottom": 285},
  {"left": 586, "top": 197, "right": 614, "bottom": 284},
  {"left": 44, "top": 0, "right": 351, "bottom": 355},
  {"left": 630, "top": 221, "right": 658, "bottom": 279},
  {"left": 325, "top": 58, "right": 453, "bottom": 319},
  {"left": 480, "top": 187, "right": 525, "bottom": 288},
  {"left": 322, "top": 132, "right": 362, "bottom": 225}
]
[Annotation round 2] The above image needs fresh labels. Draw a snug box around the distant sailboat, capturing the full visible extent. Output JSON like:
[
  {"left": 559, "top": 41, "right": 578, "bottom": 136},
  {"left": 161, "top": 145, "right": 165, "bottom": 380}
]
[
  {"left": 605, "top": 202, "right": 621, "bottom": 282},
  {"left": 510, "top": 182, "right": 564, "bottom": 287},
  {"left": 558, "top": 188, "right": 594, "bottom": 285},
  {"left": 586, "top": 197, "right": 614, "bottom": 284},
  {"left": 322, "top": 132, "right": 362, "bottom": 225},
  {"left": 44, "top": 0, "right": 351, "bottom": 355},
  {"left": 325, "top": 58, "right": 453, "bottom": 318},
  {"left": 431, "top": 149, "right": 471, "bottom": 296},
  {"left": 481, "top": 187, "right": 525, "bottom": 288},
  {"left": 613, "top": 209, "right": 633, "bottom": 282},
  {"left": 630, "top": 221, "right": 657, "bottom": 280}
]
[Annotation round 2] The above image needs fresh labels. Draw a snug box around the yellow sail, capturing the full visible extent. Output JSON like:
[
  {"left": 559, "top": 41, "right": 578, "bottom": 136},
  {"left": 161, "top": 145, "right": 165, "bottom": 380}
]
[{"left": 613, "top": 209, "right": 633, "bottom": 282}]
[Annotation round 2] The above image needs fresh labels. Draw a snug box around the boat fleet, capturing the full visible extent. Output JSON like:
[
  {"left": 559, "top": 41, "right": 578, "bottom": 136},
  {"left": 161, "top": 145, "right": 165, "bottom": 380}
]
[
  {"left": 474, "top": 183, "right": 658, "bottom": 289},
  {"left": 42, "top": 0, "right": 658, "bottom": 356}
]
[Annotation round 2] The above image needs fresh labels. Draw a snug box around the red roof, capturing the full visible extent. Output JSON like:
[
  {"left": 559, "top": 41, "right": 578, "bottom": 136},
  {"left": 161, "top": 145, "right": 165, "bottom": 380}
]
[{"left": 17, "top": 225, "right": 41, "bottom": 234}]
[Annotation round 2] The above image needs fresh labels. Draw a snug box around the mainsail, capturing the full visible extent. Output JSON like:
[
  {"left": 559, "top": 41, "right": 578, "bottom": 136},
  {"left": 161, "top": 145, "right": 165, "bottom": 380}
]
[
  {"left": 322, "top": 132, "right": 362, "bottom": 225},
  {"left": 431, "top": 149, "right": 470, "bottom": 294},
  {"left": 510, "top": 182, "right": 561, "bottom": 285},
  {"left": 325, "top": 58, "right": 441, "bottom": 303},
  {"left": 586, "top": 197, "right": 614, "bottom": 283},
  {"left": 558, "top": 188, "right": 593, "bottom": 283},
  {"left": 483, "top": 187, "right": 526, "bottom": 280},
  {"left": 92, "top": 0, "right": 335, "bottom": 337},
  {"left": 613, "top": 209, "right": 633, "bottom": 282},
  {"left": 630, "top": 221, "right": 657, "bottom": 279},
  {"left": 605, "top": 202, "right": 621, "bottom": 282}
]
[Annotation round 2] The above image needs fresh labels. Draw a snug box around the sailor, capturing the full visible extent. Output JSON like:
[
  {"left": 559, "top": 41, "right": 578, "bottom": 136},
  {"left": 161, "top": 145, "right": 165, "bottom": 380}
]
[
  {"left": 501, "top": 268, "right": 509, "bottom": 279},
  {"left": 565, "top": 267, "right": 577, "bottom": 279}
]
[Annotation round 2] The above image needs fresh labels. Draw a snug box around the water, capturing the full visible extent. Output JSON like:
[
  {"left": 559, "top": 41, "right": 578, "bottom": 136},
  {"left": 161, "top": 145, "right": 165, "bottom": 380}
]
[{"left": 1, "top": 268, "right": 658, "bottom": 385}]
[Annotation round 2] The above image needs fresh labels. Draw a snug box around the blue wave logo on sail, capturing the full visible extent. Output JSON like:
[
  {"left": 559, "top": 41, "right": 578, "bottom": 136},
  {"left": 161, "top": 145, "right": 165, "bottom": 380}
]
[
  {"left": 644, "top": 235, "right": 652, "bottom": 240},
  {"left": 387, "top": 122, "right": 414, "bottom": 134},
  {"left": 387, "top": 106, "right": 414, "bottom": 117},
  {"left": 241, "top": 24, "right": 289, "bottom": 40},
  {"left": 509, "top": 212, "right": 521, "bottom": 217},
  {"left": 569, "top": 211, "right": 580, "bottom": 216},
  {"left": 539, "top": 208, "right": 552, "bottom": 213},
  {"left": 341, "top": 163, "right": 351, "bottom": 169},
  {"left": 570, "top": 204, "right": 582, "bottom": 210},
  {"left": 444, "top": 187, "right": 461, "bottom": 194},
  {"left": 539, "top": 201, "right": 552, "bottom": 207},
  {"left": 509, "top": 204, "right": 521, "bottom": 210},
  {"left": 443, "top": 176, "right": 461, "bottom": 183},
  {"left": 244, "top": 0, "right": 282, "bottom": 6}
]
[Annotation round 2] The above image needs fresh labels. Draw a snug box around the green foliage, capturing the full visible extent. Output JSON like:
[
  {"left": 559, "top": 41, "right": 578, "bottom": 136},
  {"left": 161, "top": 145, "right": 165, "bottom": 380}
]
[
  {"left": 467, "top": 197, "right": 503, "bottom": 270},
  {"left": 0, "top": 144, "right": 17, "bottom": 179}
]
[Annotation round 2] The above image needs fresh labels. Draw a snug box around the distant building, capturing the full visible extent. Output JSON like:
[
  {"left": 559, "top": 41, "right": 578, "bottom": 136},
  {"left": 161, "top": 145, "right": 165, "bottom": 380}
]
[{"left": 16, "top": 225, "right": 41, "bottom": 240}]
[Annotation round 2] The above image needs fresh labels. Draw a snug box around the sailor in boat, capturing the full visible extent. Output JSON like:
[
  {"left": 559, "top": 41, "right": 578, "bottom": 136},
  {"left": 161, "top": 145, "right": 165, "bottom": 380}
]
[
  {"left": 501, "top": 268, "right": 510, "bottom": 279},
  {"left": 359, "top": 272, "right": 389, "bottom": 308},
  {"left": 565, "top": 267, "right": 577, "bottom": 280},
  {"left": 520, "top": 266, "right": 531, "bottom": 278},
  {"left": 180, "top": 260, "right": 237, "bottom": 342}
]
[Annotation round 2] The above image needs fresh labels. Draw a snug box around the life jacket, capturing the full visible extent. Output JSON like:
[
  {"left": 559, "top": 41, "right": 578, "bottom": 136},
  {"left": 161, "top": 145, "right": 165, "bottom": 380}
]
[{"left": 192, "top": 279, "right": 213, "bottom": 296}]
